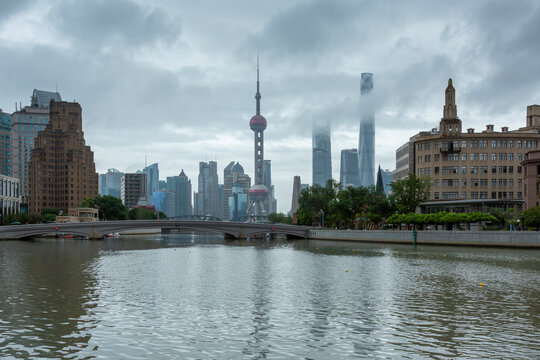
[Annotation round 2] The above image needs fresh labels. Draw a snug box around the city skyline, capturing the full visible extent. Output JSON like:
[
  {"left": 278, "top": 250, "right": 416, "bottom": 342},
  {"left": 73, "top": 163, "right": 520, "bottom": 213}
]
[{"left": 0, "top": 0, "right": 539, "bottom": 213}]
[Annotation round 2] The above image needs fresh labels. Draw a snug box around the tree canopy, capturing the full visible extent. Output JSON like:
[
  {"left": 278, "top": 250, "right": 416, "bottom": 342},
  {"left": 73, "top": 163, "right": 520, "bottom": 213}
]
[
  {"left": 390, "top": 173, "right": 431, "bottom": 214},
  {"left": 80, "top": 195, "right": 128, "bottom": 220}
]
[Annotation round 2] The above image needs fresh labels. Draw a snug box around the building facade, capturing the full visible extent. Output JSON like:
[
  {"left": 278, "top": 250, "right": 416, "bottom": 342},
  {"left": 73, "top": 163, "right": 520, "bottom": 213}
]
[
  {"left": 0, "top": 109, "right": 11, "bottom": 177},
  {"left": 340, "top": 148, "right": 360, "bottom": 188},
  {"left": 0, "top": 174, "right": 21, "bottom": 216},
  {"left": 99, "top": 168, "right": 123, "bottom": 198},
  {"left": 312, "top": 121, "right": 332, "bottom": 186},
  {"left": 28, "top": 101, "right": 98, "bottom": 214},
  {"left": 358, "top": 73, "right": 375, "bottom": 187},
  {"left": 196, "top": 161, "right": 219, "bottom": 217},
  {"left": 413, "top": 80, "right": 540, "bottom": 213},
  {"left": 143, "top": 163, "right": 159, "bottom": 199},
  {"left": 166, "top": 169, "right": 192, "bottom": 217},
  {"left": 223, "top": 162, "right": 251, "bottom": 220},
  {"left": 11, "top": 89, "right": 62, "bottom": 202},
  {"left": 121, "top": 173, "right": 147, "bottom": 209}
]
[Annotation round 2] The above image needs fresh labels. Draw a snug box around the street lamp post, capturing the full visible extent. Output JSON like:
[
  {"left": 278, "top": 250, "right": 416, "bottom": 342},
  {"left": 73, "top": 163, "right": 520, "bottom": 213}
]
[
  {"left": 319, "top": 209, "right": 324, "bottom": 228},
  {"left": 517, "top": 218, "right": 520, "bottom": 231}
]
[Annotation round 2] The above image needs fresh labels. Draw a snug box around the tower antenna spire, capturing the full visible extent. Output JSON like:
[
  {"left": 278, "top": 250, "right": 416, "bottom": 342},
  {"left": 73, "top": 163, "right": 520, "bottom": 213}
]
[{"left": 255, "top": 55, "right": 261, "bottom": 115}]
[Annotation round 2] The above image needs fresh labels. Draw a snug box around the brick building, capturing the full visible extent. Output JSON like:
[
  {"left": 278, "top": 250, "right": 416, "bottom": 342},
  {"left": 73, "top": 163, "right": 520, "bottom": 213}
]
[{"left": 28, "top": 101, "right": 98, "bottom": 214}]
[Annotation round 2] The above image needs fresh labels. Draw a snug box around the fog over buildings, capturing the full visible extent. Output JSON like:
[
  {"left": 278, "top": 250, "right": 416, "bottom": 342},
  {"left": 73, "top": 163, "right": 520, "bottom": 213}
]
[{"left": 0, "top": 0, "right": 539, "bottom": 212}]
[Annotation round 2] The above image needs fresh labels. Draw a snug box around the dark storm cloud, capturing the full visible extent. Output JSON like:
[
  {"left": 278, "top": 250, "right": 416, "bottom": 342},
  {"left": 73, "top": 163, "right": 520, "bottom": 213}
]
[
  {"left": 50, "top": 0, "right": 180, "bottom": 49},
  {"left": 463, "top": 0, "right": 540, "bottom": 113}
]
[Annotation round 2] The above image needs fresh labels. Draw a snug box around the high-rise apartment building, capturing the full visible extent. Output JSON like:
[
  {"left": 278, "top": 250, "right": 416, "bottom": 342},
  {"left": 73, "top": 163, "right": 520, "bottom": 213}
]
[
  {"left": 166, "top": 170, "right": 192, "bottom": 217},
  {"left": 340, "top": 149, "right": 360, "bottom": 188},
  {"left": 143, "top": 163, "right": 159, "bottom": 199},
  {"left": 228, "top": 182, "right": 248, "bottom": 221},
  {"left": 412, "top": 79, "right": 540, "bottom": 213},
  {"left": 99, "top": 168, "right": 123, "bottom": 198},
  {"left": 0, "top": 109, "right": 11, "bottom": 176},
  {"left": 312, "top": 121, "right": 332, "bottom": 186},
  {"left": 28, "top": 101, "right": 98, "bottom": 214},
  {"left": 11, "top": 89, "right": 62, "bottom": 201},
  {"left": 358, "top": 73, "right": 375, "bottom": 187},
  {"left": 121, "top": 173, "right": 147, "bottom": 209},
  {"left": 196, "top": 161, "right": 219, "bottom": 217}
]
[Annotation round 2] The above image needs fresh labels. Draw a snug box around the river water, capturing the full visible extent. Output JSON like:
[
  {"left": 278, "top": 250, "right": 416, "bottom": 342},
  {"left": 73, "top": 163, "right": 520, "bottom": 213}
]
[{"left": 0, "top": 234, "right": 538, "bottom": 359}]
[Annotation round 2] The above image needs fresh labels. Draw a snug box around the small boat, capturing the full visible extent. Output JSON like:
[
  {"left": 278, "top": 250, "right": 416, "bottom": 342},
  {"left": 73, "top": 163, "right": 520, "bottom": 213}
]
[
  {"left": 56, "top": 234, "right": 74, "bottom": 239},
  {"left": 105, "top": 233, "right": 120, "bottom": 238}
]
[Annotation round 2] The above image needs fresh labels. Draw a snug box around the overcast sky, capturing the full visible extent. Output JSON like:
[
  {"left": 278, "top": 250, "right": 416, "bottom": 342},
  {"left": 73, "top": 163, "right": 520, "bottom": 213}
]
[{"left": 1, "top": 0, "right": 539, "bottom": 213}]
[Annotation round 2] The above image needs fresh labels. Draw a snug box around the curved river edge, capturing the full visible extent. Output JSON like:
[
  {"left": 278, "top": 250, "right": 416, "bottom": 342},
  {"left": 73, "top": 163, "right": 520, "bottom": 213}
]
[{"left": 308, "top": 229, "right": 540, "bottom": 248}]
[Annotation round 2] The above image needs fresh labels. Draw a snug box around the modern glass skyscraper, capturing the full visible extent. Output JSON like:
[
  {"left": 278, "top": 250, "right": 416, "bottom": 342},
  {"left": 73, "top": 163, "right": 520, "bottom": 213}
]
[
  {"left": 0, "top": 109, "right": 11, "bottom": 176},
  {"left": 358, "top": 73, "right": 375, "bottom": 187},
  {"left": 312, "top": 121, "right": 332, "bottom": 186},
  {"left": 340, "top": 148, "right": 360, "bottom": 188},
  {"left": 143, "top": 163, "right": 159, "bottom": 199},
  {"left": 99, "top": 168, "right": 123, "bottom": 198},
  {"left": 11, "top": 89, "right": 62, "bottom": 201},
  {"left": 166, "top": 169, "right": 192, "bottom": 217},
  {"left": 196, "top": 161, "right": 219, "bottom": 217}
]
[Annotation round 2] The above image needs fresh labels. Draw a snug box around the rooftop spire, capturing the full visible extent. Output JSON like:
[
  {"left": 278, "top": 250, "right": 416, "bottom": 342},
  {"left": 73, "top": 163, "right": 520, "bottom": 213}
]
[{"left": 255, "top": 55, "right": 261, "bottom": 115}]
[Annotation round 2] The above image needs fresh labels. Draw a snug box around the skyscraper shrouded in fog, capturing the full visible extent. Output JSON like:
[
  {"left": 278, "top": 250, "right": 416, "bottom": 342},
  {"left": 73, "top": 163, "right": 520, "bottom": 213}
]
[
  {"left": 358, "top": 73, "right": 375, "bottom": 187},
  {"left": 312, "top": 120, "right": 332, "bottom": 186},
  {"left": 248, "top": 58, "right": 269, "bottom": 216},
  {"left": 340, "top": 148, "right": 360, "bottom": 188}
]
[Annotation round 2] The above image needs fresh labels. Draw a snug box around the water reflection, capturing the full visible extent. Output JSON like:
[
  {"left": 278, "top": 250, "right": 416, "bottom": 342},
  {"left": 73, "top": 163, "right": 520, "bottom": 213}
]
[{"left": 0, "top": 234, "right": 538, "bottom": 359}]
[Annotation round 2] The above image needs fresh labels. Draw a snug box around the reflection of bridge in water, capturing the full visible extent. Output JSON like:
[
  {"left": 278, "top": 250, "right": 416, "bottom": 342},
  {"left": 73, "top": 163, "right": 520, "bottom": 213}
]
[{"left": 0, "top": 220, "right": 308, "bottom": 240}]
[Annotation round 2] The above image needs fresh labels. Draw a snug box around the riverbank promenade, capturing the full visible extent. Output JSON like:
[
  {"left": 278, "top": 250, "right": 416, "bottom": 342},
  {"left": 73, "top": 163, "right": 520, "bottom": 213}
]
[{"left": 309, "top": 229, "right": 540, "bottom": 247}]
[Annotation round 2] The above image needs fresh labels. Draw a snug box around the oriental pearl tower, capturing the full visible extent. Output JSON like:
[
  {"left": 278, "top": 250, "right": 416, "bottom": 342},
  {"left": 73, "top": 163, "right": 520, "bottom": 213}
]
[{"left": 248, "top": 58, "right": 268, "bottom": 218}]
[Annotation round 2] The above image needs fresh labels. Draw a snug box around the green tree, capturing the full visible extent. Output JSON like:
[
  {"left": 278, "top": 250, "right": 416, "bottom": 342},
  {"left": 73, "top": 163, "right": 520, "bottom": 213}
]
[
  {"left": 80, "top": 195, "right": 128, "bottom": 220},
  {"left": 296, "top": 180, "right": 340, "bottom": 226},
  {"left": 389, "top": 173, "right": 431, "bottom": 214},
  {"left": 522, "top": 206, "right": 540, "bottom": 229},
  {"left": 267, "top": 212, "right": 293, "bottom": 224},
  {"left": 128, "top": 207, "right": 157, "bottom": 220}
]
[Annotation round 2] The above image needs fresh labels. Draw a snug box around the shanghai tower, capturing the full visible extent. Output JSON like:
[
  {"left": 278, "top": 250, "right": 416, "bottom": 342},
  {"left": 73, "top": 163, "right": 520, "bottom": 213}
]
[
  {"left": 358, "top": 73, "right": 375, "bottom": 187},
  {"left": 248, "top": 58, "right": 268, "bottom": 216}
]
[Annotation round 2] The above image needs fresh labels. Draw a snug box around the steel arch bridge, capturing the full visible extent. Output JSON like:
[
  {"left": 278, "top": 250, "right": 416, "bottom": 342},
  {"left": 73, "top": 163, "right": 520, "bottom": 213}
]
[{"left": 0, "top": 220, "right": 309, "bottom": 240}]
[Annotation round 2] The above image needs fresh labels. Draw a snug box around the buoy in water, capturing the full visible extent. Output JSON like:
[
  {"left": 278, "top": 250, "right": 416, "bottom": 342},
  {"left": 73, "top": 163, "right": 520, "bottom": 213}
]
[
  {"left": 479, "top": 283, "right": 484, "bottom": 286},
  {"left": 345, "top": 269, "right": 349, "bottom": 272}
]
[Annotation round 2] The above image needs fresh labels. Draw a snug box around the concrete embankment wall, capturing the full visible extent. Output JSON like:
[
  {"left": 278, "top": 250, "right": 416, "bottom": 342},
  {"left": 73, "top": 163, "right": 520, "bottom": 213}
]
[{"left": 308, "top": 230, "right": 540, "bottom": 248}]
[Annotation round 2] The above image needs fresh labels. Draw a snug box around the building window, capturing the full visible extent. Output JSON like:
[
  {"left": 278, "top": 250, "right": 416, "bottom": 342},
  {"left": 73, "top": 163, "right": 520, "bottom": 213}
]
[
  {"left": 492, "top": 153, "right": 496, "bottom": 161},
  {"left": 509, "top": 166, "right": 514, "bottom": 173},
  {"left": 434, "top": 154, "right": 440, "bottom": 162},
  {"left": 518, "top": 179, "right": 522, "bottom": 187},
  {"left": 492, "top": 179, "right": 497, "bottom": 187},
  {"left": 518, "top": 166, "right": 522, "bottom": 173},
  {"left": 462, "top": 179, "right": 467, "bottom": 186},
  {"left": 435, "top": 167, "right": 439, "bottom": 174},
  {"left": 462, "top": 192, "right": 467, "bottom": 199},
  {"left": 492, "top": 140, "right": 497, "bottom": 148},
  {"left": 434, "top": 179, "right": 439, "bottom": 187},
  {"left": 434, "top": 142, "right": 440, "bottom": 149},
  {"left": 509, "top": 153, "right": 514, "bottom": 161},
  {"left": 462, "top": 166, "right": 467, "bottom": 174},
  {"left": 518, "top": 192, "right": 522, "bottom": 199},
  {"left": 517, "top": 140, "right": 522, "bottom": 148},
  {"left": 509, "top": 179, "right": 514, "bottom": 187},
  {"left": 461, "top": 140, "right": 467, "bottom": 148},
  {"left": 517, "top": 153, "right": 523, "bottom": 161},
  {"left": 434, "top": 192, "right": 439, "bottom": 200}
]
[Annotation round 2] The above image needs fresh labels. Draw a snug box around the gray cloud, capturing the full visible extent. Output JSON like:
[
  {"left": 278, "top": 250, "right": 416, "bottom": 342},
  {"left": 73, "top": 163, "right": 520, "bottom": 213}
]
[{"left": 0, "top": 0, "right": 538, "bottom": 212}]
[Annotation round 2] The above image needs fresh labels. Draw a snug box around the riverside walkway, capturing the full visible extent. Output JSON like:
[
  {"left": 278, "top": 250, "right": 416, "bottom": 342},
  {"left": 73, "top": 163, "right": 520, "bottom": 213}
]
[{"left": 0, "top": 220, "right": 309, "bottom": 240}]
